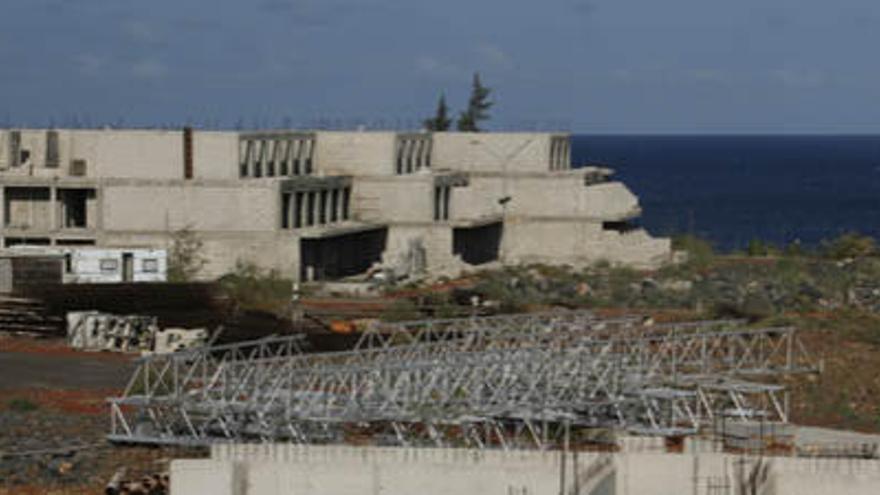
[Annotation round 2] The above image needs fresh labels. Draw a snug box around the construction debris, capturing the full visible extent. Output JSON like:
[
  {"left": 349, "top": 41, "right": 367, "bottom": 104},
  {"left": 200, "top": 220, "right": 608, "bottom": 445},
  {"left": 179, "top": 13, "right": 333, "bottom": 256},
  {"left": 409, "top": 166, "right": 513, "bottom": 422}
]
[
  {"left": 67, "top": 312, "right": 158, "bottom": 353},
  {"left": 105, "top": 467, "right": 169, "bottom": 495},
  {"left": 148, "top": 327, "right": 210, "bottom": 355},
  {"left": 67, "top": 311, "right": 208, "bottom": 355}
]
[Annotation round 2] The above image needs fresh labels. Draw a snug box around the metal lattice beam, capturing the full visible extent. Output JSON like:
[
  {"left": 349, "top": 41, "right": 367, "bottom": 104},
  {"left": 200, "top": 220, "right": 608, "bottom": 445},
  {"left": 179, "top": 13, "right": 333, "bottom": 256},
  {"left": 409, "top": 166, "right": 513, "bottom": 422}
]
[{"left": 107, "top": 311, "right": 818, "bottom": 448}]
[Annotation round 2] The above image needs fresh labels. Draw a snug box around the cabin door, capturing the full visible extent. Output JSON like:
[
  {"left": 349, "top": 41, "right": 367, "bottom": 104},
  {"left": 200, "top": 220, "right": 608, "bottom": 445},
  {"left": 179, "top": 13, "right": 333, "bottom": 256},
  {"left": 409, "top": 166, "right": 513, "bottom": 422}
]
[{"left": 122, "top": 253, "right": 134, "bottom": 282}]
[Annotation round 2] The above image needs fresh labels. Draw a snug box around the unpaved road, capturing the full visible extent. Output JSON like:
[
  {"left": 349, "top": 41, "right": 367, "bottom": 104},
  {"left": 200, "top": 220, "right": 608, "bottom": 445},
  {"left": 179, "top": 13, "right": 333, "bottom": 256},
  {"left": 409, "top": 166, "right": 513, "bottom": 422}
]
[{"left": 0, "top": 351, "right": 135, "bottom": 390}]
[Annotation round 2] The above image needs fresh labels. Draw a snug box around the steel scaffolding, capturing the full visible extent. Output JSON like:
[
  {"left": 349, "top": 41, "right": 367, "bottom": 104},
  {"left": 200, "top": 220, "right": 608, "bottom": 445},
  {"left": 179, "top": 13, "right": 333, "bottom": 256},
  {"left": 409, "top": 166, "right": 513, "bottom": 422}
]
[{"left": 107, "top": 311, "right": 819, "bottom": 448}]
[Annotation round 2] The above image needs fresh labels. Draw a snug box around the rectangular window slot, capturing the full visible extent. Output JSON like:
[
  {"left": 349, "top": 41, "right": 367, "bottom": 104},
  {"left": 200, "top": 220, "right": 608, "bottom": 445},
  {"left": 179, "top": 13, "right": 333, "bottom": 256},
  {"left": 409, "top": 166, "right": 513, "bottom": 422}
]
[
  {"left": 142, "top": 259, "right": 159, "bottom": 273},
  {"left": 70, "top": 159, "right": 87, "bottom": 177},
  {"left": 45, "top": 131, "right": 60, "bottom": 168},
  {"left": 100, "top": 258, "right": 119, "bottom": 272}
]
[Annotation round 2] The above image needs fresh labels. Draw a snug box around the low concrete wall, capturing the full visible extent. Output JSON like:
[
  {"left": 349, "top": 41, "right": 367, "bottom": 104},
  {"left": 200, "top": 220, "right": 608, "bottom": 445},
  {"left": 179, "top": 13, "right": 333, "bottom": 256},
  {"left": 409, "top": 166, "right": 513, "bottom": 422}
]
[
  {"left": 171, "top": 444, "right": 880, "bottom": 495},
  {"left": 173, "top": 445, "right": 584, "bottom": 495}
]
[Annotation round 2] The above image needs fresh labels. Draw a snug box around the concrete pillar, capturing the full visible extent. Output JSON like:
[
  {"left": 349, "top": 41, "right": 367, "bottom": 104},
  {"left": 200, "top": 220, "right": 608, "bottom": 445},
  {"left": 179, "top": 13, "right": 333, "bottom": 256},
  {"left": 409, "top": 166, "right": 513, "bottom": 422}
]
[
  {"left": 95, "top": 184, "right": 104, "bottom": 231},
  {"left": 322, "top": 190, "right": 331, "bottom": 224},
  {"left": 239, "top": 140, "right": 248, "bottom": 177},
  {"left": 405, "top": 140, "right": 414, "bottom": 173},
  {"left": 425, "top": 139, "right": 433, "bottom": 168},
  {"left": 413, "top": 140, "right": 422, "bottom": 171},
  {"left": 284, "top": 139, "right": 293, "bottom": 176},
  {"left": 287, "top": 193, "right": 295, "bottom": 230},
  {"left": 298, "top": 192, "right": 307, "bottom": 228},
  {"left": 302, "top": 140, "right": 312, "bottom": 174},
  {"left": 50, "top": 186, "right": 58, "bottom": 231},
  {"left": 0, "top": 186, "right": 5, "bottom": 228},
  {"left": 305, "top": 192, "right": 314, "bottom": 226},
  {"left": 333, "top": 189, "right": 341, "bottom": 222},
  {"left": 289, "top": 140, "right": 299, "bottom": 176},
  {"left": 563, "top": 140, "right": 571, "bottom": 169}
]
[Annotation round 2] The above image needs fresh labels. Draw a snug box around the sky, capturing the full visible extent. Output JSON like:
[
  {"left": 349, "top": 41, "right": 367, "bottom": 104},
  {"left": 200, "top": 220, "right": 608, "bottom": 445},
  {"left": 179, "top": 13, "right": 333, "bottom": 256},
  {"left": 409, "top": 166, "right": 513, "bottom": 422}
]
[{"left": 1, "top": 0, "right": 879, "bottom": 133}]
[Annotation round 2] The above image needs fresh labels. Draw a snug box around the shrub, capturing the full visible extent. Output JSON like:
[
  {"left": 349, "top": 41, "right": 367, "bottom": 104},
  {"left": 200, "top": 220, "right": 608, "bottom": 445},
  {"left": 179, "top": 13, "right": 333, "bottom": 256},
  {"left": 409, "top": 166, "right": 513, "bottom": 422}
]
[
  {"left": 7, "top": 398, "right": 38, "bottom": 412},
  {"left": 380, "top": 298, "right": 422, "bottom": 322},
  {"left": 167, "top": 227, "right": 208, "bottom": 282},
  {"left": 821, "top": 233, "right": 877, "bottom": 260},
  {"left": 671, "top": 234, "right": 714, "bottom": 268},
  {"left": 219, "top": 260, "right": 293, "bottom": 314}
]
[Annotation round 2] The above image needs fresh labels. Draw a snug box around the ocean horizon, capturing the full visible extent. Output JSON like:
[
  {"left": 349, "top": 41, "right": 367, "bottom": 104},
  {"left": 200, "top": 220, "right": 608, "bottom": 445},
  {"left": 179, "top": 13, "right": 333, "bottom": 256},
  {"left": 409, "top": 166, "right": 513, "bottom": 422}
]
[{"left": 571, "top": 134, "right": 880, "bottom": 252}]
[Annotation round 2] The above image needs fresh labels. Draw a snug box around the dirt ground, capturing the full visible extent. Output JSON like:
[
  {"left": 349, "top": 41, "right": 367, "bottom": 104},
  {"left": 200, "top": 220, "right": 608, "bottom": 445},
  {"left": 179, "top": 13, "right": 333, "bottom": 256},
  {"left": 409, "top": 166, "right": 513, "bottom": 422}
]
[
  {"left": 0, "top": 351, "right": 134, "bottom": 391},
  {"left": 0, "top": 336, "right": 204, "bottom": 494}
]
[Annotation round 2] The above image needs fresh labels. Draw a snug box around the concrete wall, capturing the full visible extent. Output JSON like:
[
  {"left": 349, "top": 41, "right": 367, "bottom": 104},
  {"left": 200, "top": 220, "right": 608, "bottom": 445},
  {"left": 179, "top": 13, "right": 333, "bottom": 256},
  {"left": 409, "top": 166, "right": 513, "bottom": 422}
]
[
  {"left": 171, "top": 444, "right": 880, "bottom": 495},
  {"left": 69, "top": 130, "right": 184, "bottom": 179},
  {"left": 3, "top": 187, "right": 52, "bottom": 230},
  {"left": 101, "top": 181, "right": 277, "bottom": 232},
  {"left": 173, "top": 445, "right": 579, "bottom": 495},
  {"left": 503, "top": 220, "right": 671, "bottom": 269},
  {"left": 432, "top": 133, "right": 563, "bottom": 174},
  {"left": 384, "top": 224, "right": 461, "bottom": 273},
  {"left": 456, "top": 176, "right": 641, "bottom": 221},
  {"left": 0, "top": 129, "right": 185, "bottom": 179},
  {"left": 193, "top": 132, "right": 239, "bottom": 180},
  {"left": 315, "top": 132, "right": 397, "bottom": 176},
  {"left": 354, "top": 176, "right": 433, "bottom": 223}
]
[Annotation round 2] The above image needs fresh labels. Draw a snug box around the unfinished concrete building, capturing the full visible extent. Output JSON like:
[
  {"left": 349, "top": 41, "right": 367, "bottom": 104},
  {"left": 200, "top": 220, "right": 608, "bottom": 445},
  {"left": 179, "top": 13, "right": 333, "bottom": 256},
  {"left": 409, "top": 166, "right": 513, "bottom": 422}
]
[{"left": 0, "top": 128, "right": 670, "bottom": 281}]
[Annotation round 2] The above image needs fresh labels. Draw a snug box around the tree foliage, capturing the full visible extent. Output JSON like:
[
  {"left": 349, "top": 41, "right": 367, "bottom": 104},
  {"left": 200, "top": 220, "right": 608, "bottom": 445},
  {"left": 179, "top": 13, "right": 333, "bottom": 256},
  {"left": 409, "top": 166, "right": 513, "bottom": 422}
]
[
  {"left": 457, "top": 72, "right": 493, "bottom": 132},
  {"left": 423, "top": 93, "right": 452, "bottom": 131}
]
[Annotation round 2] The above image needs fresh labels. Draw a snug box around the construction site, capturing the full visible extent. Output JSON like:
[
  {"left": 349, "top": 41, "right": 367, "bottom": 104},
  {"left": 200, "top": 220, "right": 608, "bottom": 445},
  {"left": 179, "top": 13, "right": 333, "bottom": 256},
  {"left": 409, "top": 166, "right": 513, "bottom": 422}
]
[{"left": 0, "top": 129, "right": 878, "bottom": 494}]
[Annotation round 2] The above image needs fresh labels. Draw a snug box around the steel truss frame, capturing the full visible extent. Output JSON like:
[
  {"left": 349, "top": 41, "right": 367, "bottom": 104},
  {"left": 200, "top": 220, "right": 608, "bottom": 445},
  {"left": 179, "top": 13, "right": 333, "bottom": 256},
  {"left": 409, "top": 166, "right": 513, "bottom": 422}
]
[{"left": 107, "top": 311, "right": 818, "bottom": 448}]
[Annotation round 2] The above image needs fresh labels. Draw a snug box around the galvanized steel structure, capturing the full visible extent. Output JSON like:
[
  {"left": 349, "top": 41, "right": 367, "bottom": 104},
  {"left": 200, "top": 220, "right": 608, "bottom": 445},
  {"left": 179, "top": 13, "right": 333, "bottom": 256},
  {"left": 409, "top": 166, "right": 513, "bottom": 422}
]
[{"left": 107, "top": 311, "right": 819, "bottom": 449}]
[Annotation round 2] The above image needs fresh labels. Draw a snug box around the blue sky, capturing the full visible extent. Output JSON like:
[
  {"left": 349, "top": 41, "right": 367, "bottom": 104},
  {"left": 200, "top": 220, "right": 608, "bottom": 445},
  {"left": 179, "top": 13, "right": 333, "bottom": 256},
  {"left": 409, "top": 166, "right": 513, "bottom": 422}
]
[{"left": 1, "top": 0, "right": 878, "bottom": 133}]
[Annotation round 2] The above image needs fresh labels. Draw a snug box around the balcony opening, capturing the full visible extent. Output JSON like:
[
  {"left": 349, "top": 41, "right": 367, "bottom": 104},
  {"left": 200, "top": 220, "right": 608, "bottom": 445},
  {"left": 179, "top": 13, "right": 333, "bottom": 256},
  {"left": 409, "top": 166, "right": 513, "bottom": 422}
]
[
  {"left": 453, "top": 222, "right": 503, "bottom": 265},
  {"left": 300, "top": 227, "right": 387, "bottom": 281},
  {"left": 602, "top": 220, "right": 638, "bottom": 233},
  {"left": 59, "top": 189, "right": 95, "bottom": 229}
]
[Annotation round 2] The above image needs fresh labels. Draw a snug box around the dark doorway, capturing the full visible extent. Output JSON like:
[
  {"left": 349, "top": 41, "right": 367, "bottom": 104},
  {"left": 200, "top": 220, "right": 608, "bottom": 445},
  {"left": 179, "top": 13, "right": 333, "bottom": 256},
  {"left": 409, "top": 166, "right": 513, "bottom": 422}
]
[
  {"left": 122, "top": 253, "right": 134, "bottom": 282},
  {"left": 453, "top": 222, "right": 503, "bottom": 265},
  {"left": 300, "top": 228, "right": 387, "bottom": 281}
]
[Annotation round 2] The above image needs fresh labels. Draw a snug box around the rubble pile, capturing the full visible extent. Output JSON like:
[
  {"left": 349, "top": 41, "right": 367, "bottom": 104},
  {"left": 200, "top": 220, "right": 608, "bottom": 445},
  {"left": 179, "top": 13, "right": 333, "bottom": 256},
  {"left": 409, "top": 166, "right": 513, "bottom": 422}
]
[{"left": 66, "top": 311, "right": 208, "bottom": 355}]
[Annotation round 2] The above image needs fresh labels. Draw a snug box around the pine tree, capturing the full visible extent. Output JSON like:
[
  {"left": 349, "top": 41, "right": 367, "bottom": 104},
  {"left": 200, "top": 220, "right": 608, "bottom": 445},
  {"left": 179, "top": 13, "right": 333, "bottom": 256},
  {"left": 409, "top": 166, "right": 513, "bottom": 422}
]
[
  {"left": 423, "top": 94, "right": 452, "bottom": 131},
  {"left": 457, "top": 72, "right": 493, "bottom": 132}
]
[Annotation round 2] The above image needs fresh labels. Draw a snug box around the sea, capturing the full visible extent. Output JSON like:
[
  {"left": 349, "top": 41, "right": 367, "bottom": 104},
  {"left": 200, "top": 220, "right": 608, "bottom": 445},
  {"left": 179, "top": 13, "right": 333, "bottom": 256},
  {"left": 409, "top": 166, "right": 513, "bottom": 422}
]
[{"left": 571, "top": 135, "right": 880, "bottom": 252}]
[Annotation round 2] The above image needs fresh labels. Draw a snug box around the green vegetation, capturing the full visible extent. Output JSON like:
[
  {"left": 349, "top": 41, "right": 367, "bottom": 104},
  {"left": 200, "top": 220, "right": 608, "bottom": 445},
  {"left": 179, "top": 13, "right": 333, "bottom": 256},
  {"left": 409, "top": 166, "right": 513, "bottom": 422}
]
[
  {"left": 457, "top": 72, "right": 493, "bottom": 132},
  {"left": 455, "top": 233, "right": 880, "bottom": 321},
  {"left": 7, "top": 398, "right": 39, "bottom": 412},
  {"left": 167, "top": 227, "right": 208, "bottom": 282},
  {"left": 820, "top": 232, "right": 877, "bottom": 260},
  {"left": 380, "top": 298, "right": 422, "bottom": 322},
  {"left": 670, "top": 234, "right": 715, "bottom": 270},
  {"left": 422, "top": 72, "right": 493, "bottom": 132},
  {"left": 423, "top": 93, "right": 452, "bottom": 131},
  {"left": 218, "top": 260, "right": 293, "bottom": 314}
]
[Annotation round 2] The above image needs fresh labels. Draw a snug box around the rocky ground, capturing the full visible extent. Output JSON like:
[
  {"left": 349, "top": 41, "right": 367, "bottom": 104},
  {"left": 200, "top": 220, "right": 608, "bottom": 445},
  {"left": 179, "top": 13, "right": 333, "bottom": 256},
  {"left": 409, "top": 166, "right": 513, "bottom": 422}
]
[{"left": 0, "top": 336, "right": 205, "bottom": 494}]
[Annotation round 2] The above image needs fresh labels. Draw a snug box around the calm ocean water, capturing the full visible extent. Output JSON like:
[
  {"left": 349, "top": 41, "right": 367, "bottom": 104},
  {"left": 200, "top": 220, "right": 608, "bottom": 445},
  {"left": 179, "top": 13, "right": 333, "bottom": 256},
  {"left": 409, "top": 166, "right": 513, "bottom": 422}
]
[{"left": 571, "top": 135, "right": 880, "bottom": 252}]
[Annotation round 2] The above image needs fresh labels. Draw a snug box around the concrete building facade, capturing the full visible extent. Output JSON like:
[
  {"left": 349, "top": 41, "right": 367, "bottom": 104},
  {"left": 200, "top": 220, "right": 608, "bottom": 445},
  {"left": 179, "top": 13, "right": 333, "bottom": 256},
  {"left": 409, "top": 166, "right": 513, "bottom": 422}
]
[{"left": 0, "top": 128, "right": 670, "bottom": 281}]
